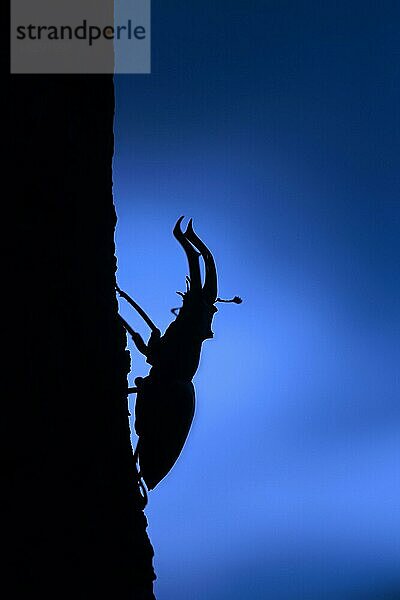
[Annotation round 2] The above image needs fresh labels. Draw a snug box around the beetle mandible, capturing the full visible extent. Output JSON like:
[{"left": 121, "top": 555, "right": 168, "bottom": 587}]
[{"left": 116, "top": 216, "right": 241, "bottom": 494}]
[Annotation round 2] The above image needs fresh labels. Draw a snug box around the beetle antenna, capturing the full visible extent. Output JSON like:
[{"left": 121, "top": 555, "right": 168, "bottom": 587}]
[{"left": 216, "top": 296, "right": 243, "bottom": 304}]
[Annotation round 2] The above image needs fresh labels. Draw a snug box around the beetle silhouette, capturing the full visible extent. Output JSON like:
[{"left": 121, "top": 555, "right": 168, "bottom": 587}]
[{"left": 117, "top": 216, "right": 241, "bottom": 494}]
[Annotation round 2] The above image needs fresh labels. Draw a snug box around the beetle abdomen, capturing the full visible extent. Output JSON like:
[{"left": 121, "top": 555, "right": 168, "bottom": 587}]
[{"left": 134, "top": 377, "right": 195, "bottom": 490}]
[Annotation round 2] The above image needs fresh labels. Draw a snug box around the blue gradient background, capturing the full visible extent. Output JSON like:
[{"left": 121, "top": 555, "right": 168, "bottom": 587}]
[{"left": 114, "top": 3, "right": 400, "bottom": 598}]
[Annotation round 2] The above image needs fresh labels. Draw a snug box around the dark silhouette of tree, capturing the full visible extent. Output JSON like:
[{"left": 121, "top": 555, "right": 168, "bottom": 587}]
[{"left": 8, "top": 74, "right": 156, "bottom": 598}]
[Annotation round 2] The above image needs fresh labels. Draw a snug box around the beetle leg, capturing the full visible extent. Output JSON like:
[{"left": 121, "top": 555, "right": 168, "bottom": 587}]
[
  {"left": 184, "top": 219, "right": 218, "bottom": 304},
  {"left": 173, "top": 216, "right": 202, "bottom": 293},
  {"left": 118, "top": 314, "right": 149, "bottom": 357},
  {"left": 116, "top": 284, "right": 160, "bottom": 333}
]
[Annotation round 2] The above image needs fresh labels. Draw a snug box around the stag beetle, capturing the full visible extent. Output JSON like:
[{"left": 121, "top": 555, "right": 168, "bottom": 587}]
[{"left": 117, "top": 216, "right": 241, "bottom": 494}]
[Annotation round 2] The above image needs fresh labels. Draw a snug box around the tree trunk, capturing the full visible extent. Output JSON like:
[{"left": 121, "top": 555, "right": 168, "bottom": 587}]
[{"left": 9, "top": 75, "right": 156, "bottom": 598}]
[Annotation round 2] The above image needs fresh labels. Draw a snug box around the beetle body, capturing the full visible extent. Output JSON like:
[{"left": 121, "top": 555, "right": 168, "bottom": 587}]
[
  {"left": 117, "top": 217, "right": 240, "bottom": 492},
  {"left": 134, "top": 377, "right": 195, "bottom": 490}
]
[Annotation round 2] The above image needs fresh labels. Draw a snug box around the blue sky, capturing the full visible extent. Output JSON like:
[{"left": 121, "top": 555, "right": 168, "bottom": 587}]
[{"left": 113, "top": 2, "right": 399, "bottom": 598}]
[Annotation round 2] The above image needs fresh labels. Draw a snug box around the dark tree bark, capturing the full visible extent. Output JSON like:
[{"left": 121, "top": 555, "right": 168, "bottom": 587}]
[{"left": 8, "top": 75, "right": 156, "bottom": 598}]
